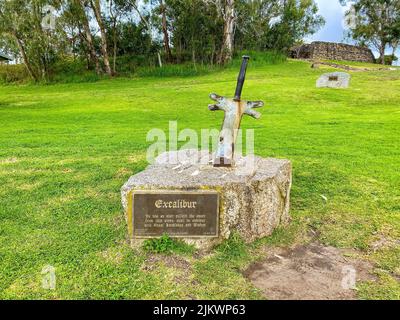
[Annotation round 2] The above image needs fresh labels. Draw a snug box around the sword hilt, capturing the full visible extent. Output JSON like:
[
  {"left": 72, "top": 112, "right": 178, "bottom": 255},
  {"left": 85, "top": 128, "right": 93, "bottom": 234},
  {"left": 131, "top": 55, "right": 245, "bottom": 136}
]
[{"left": 234, "top": 55, "right": 250, "bottom": 101}]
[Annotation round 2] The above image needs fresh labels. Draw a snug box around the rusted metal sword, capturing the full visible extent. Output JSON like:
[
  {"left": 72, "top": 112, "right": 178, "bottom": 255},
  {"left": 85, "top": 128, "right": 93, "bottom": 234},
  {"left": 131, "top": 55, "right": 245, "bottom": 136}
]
[{"left": 209, "top": 56, "right": 264, "bottom": 167}]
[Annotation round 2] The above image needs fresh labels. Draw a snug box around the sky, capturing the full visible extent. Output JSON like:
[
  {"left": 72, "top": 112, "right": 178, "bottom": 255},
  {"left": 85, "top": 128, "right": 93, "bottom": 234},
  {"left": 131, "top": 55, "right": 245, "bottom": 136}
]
[
  {"left": 310, "top": 0, "right": 399, "bottom": 64},
  {"left": 309, "top": 0, "right": 348, "bottom": 43}
]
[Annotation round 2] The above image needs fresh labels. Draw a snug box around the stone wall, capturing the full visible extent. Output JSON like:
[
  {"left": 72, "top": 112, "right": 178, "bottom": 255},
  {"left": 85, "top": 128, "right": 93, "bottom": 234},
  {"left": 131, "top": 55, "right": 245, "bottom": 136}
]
[{"left": 291, "top": 41, "right": 375, "bottom": 63}]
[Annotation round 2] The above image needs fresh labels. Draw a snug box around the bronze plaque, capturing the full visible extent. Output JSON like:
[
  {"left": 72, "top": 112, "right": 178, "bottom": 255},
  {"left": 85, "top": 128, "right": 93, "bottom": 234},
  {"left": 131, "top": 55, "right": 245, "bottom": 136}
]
[{"left": 132, "top": 191, "right": 219, "bottom": 238}]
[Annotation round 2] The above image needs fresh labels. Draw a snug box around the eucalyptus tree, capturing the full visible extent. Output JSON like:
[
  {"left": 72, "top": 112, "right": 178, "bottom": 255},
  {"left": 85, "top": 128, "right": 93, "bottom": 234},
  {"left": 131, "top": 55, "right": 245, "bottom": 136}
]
[
  {"left": 0, "top": 0, "right": 64, "bottom": 81},
  {"left": 203, "top": 0, "right": 236, "bottom": 64},
  {"left": 121, "top": 0, "right": 164, "bottom": 66},
  {"left": 165, "top": 0, "right": 222, "bottom": 64},
  {"left": 106, "top": 0, "right": 125, "bottom": 73},
  {"left": 341, "top": 0, "right": 400, "bottom": 64},
  {"left": 89, "top": 0, "right": 113, "bottom": 75},
  {"left": 158, "top": 0, "right": 172, "bottom": 62},
  {"left": 63, "top": 0, "right": 102, "bottom": 74},
  {"left": 234, "top": 0, "right": 281, "bottom": 50},
  {"left": 0, "top": 0, "right": 37, "bottom": 80},
  {"left": 266, "top": 0, "right": 324, "bottom": 52}
]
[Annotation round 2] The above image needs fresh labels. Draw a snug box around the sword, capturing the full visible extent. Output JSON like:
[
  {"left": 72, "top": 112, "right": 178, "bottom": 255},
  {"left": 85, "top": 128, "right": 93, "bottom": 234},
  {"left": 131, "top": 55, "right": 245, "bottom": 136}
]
[{"left": 209, "top": 56, "right": 264, "bottom": 167}]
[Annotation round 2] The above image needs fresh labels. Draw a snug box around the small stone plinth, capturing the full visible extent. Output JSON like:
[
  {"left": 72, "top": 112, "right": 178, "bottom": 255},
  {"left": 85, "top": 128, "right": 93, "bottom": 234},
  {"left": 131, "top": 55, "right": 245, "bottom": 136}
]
[
  {"left": 121, "top": 150, "right": 292, "bottom": 250},
  {"left": 316, "top": 72, "right": 351, "bottom": 88}
]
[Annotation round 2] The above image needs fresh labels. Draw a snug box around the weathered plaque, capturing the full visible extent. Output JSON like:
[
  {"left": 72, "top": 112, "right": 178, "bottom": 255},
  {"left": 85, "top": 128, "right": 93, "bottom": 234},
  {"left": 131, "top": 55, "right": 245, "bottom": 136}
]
[{"left": 132, "top": 191, "right": 219, "bottom": 238}]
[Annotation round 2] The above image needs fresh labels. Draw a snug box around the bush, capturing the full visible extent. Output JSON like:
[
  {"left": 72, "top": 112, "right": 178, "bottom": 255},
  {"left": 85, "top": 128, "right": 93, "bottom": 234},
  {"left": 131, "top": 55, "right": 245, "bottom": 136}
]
[
  {"left": 50, "top": 58, "right": 102, "bottom": 83},
  {"left": 384, "top": 55, "right": 398, "bottom": 66},
  {"left": 115, "top": 54, "right": 158, "bottom": 75},
  {"left": 0, "top": 64, "right": 30, "bottom": 84}
]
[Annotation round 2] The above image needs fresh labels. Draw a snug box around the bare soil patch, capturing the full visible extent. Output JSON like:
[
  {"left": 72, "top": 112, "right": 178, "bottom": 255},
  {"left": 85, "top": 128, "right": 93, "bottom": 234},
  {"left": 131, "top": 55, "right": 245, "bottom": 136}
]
[{"left": 244, "top": 243, "right": 374, "bottom": 300}]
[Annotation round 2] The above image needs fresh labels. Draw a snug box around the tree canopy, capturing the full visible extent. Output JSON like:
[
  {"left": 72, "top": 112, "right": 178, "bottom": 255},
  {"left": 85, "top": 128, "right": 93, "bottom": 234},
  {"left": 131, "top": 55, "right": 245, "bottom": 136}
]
[
  {"left": 341, "top": 0, "right": 400, "bottom": 64},
  {"left": 0, "top": 0, "right": 326, "bottom": 81}
]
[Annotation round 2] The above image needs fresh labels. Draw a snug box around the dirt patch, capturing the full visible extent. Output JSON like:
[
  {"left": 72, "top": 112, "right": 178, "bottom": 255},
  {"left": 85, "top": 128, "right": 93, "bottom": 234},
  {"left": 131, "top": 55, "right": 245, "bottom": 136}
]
[
  {"left": 144, "top": 254, "right": 191, "bottom": 270},
  {"left": 142, "top": 254, "right": 197, "bottom": 286},
  {"left": 244, "top": 243, "right": 374, "bottom": 300},
  {"left": 142, "top": 254, "right": 193, "bottom": 284}
]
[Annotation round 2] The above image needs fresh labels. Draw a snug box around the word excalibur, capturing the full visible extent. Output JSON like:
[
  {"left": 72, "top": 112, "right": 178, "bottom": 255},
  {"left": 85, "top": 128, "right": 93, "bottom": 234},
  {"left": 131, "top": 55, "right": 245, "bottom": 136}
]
[{"left": 209, "top": 56, "right": 264, "bottom": 167}]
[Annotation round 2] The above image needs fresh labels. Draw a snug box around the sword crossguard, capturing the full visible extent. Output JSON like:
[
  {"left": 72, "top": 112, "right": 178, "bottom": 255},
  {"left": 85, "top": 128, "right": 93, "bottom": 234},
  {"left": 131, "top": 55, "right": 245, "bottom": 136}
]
[{"left": 209, "top": 93, "right": 264, "bottom": 167}]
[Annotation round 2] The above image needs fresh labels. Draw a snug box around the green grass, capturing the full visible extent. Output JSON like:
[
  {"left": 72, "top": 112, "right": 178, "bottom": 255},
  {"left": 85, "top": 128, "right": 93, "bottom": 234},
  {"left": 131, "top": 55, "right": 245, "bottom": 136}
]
[
  {"left": 142, "top": 234, "right": 195, "bottom": 255},
  {"left": 324, "top": 59, "right": 399, "bottom": 69},
  {"left": 0, "top": 58, "right": 399, "bottom": 299}
]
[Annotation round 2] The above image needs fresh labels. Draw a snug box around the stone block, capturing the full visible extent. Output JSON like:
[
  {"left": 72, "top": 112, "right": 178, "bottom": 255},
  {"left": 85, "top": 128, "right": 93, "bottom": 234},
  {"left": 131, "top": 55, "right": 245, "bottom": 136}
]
[
  {"left": 316, "top": 72, "right": 351, "bottom": 88},
  {"left": 121, "top": 150, "right": 292, "bottom": 250}
]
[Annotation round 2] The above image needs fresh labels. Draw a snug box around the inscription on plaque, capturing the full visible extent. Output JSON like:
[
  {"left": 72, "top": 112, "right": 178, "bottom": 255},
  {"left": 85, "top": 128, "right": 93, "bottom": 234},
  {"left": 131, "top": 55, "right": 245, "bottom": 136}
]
[{"left": 132, "top": 191, "right": 219, "bottom": 238}]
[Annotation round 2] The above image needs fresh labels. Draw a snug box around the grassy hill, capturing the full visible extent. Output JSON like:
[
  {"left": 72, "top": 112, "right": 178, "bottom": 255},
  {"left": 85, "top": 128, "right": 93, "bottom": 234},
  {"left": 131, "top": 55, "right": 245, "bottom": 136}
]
[{"left": 0, "top": 59, "right": 399, "bottom": 299}]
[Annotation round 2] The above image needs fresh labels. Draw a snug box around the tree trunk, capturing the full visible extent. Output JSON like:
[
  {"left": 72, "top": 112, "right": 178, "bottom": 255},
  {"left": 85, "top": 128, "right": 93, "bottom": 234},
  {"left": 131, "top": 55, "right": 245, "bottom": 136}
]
[
  {"left": 32, "top": 2, "right": 48, "bottom": 81},
  {"left": 177, "top": 39, "right": 182, "bottom": 64},
  {"left": 109, "top": 0, "right": 118, "bottom": 74},
  {"left": 77, "top": 0, "right": 102, "bottom": 74},
  {"left": 380, "top": 42, "right": 386, "bottom": 65},
  {"left": 112, "top": 19, "right": 117, "bottom": 74},
  {"left": 83, "top": 20, "right": 102, "bottom": 74},
  {"left": 13, "top": 33, "right": 38, "bottom": 82},
  {"left": 218, "top": 0, "right": 235, "bottom": 65},
  {"left": 391, "top": 43, "right": 398, "bottom": 62},
  {"left": 90, "top": 0, "right": 113, "bottom": 76},
  {"left": 192, "top": 48, "right": 197, "bottom": 70},
  {"left": 160, "top": 0, "right": 173, "bottom": 63}
]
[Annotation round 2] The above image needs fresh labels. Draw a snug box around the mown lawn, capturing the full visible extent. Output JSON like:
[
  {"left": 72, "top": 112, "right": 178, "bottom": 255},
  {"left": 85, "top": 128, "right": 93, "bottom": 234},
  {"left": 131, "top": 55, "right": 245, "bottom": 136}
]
[{"left": 0, "top": 59, "right": 399, "bottom": 299}]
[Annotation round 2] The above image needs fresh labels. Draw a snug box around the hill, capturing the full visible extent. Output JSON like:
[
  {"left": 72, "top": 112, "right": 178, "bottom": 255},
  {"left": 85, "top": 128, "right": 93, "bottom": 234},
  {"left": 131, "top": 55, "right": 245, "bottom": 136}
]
[{"left": 0, "top": 59, "right": 399, "bottom": 299}]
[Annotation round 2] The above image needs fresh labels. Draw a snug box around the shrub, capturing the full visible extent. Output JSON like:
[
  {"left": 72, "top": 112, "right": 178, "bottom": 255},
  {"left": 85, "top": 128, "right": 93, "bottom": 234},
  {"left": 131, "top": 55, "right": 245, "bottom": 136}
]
[
  {"left": 384, "top": 55, "right": 398, "bottom": 66},
  {"left": 50, "top": 58, "right": 102, "bottom": 83},
  {"left": 0, "top": 64, "right": 30, "bottom": 84}
]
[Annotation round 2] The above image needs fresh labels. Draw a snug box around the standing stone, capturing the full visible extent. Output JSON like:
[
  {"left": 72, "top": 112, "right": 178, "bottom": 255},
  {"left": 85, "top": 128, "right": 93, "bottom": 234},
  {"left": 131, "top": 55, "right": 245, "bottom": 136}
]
[
  {"left": 121, "top": 149, "right": 292, "bottom": 250},
  {"left": 316, "top": 72, "right": 351, "bottom": 89}
]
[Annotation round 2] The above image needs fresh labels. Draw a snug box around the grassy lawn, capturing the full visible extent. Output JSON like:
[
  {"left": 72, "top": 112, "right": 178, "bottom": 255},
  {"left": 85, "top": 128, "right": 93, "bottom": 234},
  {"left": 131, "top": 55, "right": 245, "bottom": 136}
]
[
  {"left": 324, "top": 59, "right": 399, "bottom": 69},
  {"left": 0, "top": 59, "right": 399, "bottom": 299}
]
